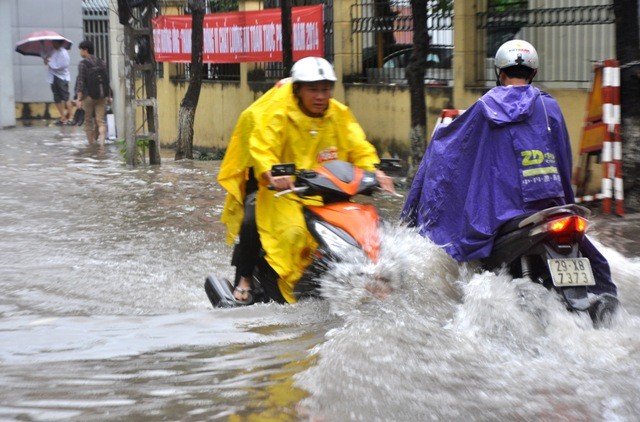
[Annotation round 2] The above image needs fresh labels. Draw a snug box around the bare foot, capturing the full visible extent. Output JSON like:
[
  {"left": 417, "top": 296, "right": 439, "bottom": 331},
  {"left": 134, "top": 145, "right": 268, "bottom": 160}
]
[{"left": 233, "top": 276, "right": 253, "bottom": 302}]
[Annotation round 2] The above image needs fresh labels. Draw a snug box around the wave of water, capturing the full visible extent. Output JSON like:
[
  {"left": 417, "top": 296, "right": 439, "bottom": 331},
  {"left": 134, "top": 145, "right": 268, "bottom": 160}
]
[{"left": 296, "top": 225, "right": 640, "bottom": 421}]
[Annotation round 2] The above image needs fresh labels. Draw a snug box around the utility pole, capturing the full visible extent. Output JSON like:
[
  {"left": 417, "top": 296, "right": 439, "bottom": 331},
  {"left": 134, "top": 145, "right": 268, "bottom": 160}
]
[{"left": 119, "top": 0, "right": 161, "bottom": 165}]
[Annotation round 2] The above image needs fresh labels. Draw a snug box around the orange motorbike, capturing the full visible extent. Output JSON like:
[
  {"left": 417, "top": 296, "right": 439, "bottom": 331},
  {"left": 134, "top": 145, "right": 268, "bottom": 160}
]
[{"left": 205, "top": 159, "right": 401, "bottom": 307}]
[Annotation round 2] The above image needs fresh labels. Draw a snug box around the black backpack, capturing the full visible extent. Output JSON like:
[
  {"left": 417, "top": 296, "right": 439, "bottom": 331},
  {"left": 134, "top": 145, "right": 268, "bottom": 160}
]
[{"left": 84, "top": 58, "right": 110, "bottom": 100}]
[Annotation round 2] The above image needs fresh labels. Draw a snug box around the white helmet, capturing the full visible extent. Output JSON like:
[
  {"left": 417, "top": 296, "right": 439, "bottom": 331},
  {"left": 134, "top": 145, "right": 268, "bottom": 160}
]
[
  {"left": 291, "top": 57, "right": 337, "bottom": 83},
  {"left": 494, "top": 39, "right": 539, "bottom": 72}
]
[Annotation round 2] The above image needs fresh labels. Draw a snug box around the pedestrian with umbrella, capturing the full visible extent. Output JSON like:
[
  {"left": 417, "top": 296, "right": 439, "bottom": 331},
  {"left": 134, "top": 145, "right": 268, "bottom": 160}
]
[
  {"left": 45, "top": 39, "right": 75, "bottom": 125},
  {"left": 15, "top": 31, "right": 75, "bottom": 125}
]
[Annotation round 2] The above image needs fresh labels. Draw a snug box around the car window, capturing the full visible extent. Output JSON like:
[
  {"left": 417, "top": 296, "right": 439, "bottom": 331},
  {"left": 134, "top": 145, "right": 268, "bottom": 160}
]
[
  {"left": 426, "top": 53, "right": 440, "bottom": 64},
  {"left": 383, "top": 55, "right": 401, "bottom": 69},
  {"left": 382, "top": 47, "right": 452, "bottom": 69}
]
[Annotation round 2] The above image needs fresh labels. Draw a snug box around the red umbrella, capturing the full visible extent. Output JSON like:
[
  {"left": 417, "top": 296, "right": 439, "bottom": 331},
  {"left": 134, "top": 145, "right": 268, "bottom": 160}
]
[{"left": 15, "top": 31, "right": 73, "bottom": 58}]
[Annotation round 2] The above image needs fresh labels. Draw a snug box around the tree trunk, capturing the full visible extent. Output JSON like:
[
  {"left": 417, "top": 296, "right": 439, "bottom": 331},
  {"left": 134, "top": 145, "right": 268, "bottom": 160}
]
[
  {"left": 374, "top": 1, "right": 398, "bottom": 68},
  {"left": 614, "top": 0, "right": 640, "bottom": 210},
  {"left": 281, "top": 0, "right": 293, "bottom": 76},
  {"left": 175, "top": 0, "right": 205, "bottom": 161},
  {"left": 406, "top": 0, "right": 429, "bottom": 181}
]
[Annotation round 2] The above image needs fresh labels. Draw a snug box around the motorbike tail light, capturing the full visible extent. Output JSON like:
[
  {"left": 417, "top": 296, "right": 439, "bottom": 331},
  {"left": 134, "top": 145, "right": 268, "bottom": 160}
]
[
  {"left": 546, "top": 215, "right": 588, "bottom": 245},
  {"left": 549, "top": 216, "right": 572, "bottom": 233},
  {"left": 574, "top": 216, "right": 588, "bottom": 233}
]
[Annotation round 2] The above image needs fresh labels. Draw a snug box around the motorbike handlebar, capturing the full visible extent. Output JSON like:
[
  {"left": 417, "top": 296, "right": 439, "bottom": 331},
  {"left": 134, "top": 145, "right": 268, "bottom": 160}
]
[
  {"left": 375, "top": 186, "right": 404, "bottom": 198},
  {"left": 274, "top": 186, "right": 309, "bottom": 198}
]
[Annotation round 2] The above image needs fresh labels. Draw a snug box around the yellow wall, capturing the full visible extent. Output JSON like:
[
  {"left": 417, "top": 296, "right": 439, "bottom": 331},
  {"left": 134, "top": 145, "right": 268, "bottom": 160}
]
[
  {"left": 15, "top": 102, "right": 65, "bottom": 120},
  {"left": 157, "top": 77, "right": 244, "bottom": 149},
  {"left": 155, "top": 74, "right": 455, "bottom": 159},
  {"left": 345, "top": 84, "right": 453, "bottom": 157},
  {"left": 553, "top": 89, "right": 590, "bottom": 167},
  {"left": 154, "top": 76, "right": 587, "bottom": 170}
]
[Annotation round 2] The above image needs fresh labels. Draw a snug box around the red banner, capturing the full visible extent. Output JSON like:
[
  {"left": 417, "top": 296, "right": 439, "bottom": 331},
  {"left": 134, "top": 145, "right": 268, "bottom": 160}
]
[{"left": 152, "top": 5, "right": 324, "bottom": 63}]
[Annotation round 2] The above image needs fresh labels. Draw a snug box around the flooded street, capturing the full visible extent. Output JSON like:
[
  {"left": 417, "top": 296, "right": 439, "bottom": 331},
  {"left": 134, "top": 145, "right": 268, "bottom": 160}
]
[{"left": 0, "top": 125, "right": 639, "bottom": 421}]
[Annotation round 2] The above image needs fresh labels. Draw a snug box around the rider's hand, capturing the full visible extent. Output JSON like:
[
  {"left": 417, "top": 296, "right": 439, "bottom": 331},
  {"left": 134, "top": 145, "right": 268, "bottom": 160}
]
[
  {"left": 376, "top": 170, "right": 396, "bottom": 193},
  {"left": 264, "top": 171, "right": 296, "bottom": 191}
]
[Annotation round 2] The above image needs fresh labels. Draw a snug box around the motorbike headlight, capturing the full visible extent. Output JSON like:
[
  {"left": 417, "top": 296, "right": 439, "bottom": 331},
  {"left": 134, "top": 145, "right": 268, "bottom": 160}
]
[{"left": 312, "top": 221, "right": 359, "bottom": 258}]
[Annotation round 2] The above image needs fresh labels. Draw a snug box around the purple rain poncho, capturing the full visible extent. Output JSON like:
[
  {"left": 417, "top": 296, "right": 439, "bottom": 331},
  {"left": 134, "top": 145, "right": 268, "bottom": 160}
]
[{"left": 402, "top": 85, "right": 575, "bottom": 262}]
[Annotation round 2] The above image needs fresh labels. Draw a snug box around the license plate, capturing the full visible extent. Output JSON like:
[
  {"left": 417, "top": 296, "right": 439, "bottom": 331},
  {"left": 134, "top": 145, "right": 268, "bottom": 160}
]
[{"left": 547, "top": 258, "right": 596, "bottom": 287}]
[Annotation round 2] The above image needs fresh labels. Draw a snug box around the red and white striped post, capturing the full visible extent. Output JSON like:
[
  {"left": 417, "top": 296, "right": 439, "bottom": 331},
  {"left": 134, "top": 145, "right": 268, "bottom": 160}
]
[
  {"left": 601, "top": 59, "right": 624, "bottom": 216},
  {"left": 432, "top": 109, "right": 465, "bottom": 137}
]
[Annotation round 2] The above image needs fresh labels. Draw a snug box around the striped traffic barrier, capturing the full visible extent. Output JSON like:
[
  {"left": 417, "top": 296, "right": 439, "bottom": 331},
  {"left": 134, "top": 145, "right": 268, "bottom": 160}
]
[
  {"left": 574, "top": 60, "right": 624, "bottom": 216},
  {"left": 601, "top": 59, "right": 624, "bottom": 216}
]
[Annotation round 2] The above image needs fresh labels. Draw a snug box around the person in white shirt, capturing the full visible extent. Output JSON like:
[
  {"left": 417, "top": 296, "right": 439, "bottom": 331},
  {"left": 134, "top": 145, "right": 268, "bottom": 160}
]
[{"left": 44, "top": 40, "right": 74, "bottom": 125}]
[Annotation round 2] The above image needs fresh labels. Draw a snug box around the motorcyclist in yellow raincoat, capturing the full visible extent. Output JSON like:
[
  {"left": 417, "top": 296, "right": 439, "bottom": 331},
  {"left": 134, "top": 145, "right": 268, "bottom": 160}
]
[
  {"left": 218, "top": 78, "right": 292, "bottom": 305},
  {"left": 221, "top": 57, "right": 394, "bottom": 304}
]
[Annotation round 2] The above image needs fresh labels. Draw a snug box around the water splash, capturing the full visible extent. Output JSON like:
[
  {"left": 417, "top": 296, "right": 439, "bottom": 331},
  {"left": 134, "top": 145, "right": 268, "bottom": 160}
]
[
  {"left": 296, "top": 224, "right": 640, "bottom": 421},
  {"left": 317, "top": 224, "right": 461, "bottom": 317}
]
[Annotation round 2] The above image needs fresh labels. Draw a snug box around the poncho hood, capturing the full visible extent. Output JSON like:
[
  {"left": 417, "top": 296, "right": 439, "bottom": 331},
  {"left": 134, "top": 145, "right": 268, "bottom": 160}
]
[{"left": 478, "top": 85, "right": 541, "bottom": 127}]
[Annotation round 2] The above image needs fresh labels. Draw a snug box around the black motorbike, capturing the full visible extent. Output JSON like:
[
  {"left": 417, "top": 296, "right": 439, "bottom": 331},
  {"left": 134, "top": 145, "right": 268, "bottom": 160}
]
[
  {"left": 481, "top": 204, "right": 618, "bottom": 324},
  {"left": 205, "top": 159, "right": 402, "bottom": 308}
]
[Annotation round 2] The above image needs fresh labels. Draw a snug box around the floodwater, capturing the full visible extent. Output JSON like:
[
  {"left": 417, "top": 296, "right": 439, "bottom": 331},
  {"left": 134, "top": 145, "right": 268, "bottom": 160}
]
[{"left": 0, "top": 124, "right": 639, "bottom": 421}]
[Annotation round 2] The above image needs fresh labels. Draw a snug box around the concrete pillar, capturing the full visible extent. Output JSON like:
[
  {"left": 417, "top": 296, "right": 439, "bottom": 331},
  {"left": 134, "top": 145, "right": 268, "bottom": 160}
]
[
  {"left": 0, "top": 0, "right": 16, "bottom": 128},
  {"left": 109, "top": 6, "right": 125, "bottom": 141},
  {"left": 453, "top": 0, "right": 484, "bottom": 108},
  {"left": 239, "top": 0, "right": 262, "bottom": 104},
  {"left": 331, "top": 0, "right": 352, "bottom": 102}
]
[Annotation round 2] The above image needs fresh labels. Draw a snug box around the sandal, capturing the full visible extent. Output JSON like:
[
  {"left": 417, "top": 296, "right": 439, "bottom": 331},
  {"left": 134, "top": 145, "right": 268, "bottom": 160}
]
[{"left": 233, "top": 286, "right": 254, "bottom": 305}]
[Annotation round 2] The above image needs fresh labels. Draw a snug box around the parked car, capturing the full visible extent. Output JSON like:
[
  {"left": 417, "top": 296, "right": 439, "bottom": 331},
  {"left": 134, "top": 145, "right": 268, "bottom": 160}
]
[{"left": 366, "top": 45, "right": 453, "bottom": 86}]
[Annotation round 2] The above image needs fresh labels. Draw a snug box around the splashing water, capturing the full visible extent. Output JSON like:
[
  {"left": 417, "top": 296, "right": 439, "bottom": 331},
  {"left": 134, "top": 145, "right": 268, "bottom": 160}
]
[
  {"left": 1, "top": 126, "right": 639, "bottom": 420},
  {"left": 296, "top": 224, "right": 640, "bottom": 421}
]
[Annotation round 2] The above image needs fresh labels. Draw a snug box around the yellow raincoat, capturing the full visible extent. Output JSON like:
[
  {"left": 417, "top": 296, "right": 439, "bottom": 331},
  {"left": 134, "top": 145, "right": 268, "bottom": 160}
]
[
  {"left": 250, "top": 84, "right": 381, "bottom": 303},
  {"left": 218, "top": 79, "right": 292, "bottom": 244}
]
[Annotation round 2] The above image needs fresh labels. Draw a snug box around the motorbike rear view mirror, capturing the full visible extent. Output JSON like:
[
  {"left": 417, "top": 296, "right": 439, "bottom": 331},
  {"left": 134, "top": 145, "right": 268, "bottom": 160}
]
[
  {"left": 271, "top": 163, "right": 296, "bottom": 176},
  {"left": 377, "top": 158, "right": 402, "bottom": 175}
]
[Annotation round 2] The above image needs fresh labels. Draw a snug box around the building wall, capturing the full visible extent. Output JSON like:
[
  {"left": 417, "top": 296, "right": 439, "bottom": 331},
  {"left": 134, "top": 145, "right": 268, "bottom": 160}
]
[
  {"left": 152, "top": 0, "right": 590, "bottom": 165},
  {"left": 156, "top": 77, "right": 248, "bottom": 149},
  {"left": 0, "top": 0, "right": 16, "bottom": 127},
  {"left": 156, "top": 74, "right": 453, "bottom": 159},
  {"left": 344, "top": 85, "right": 454, "bottom": 158},
  {"left": 12, "top": 0, "right": 83, "bottom": 116}
]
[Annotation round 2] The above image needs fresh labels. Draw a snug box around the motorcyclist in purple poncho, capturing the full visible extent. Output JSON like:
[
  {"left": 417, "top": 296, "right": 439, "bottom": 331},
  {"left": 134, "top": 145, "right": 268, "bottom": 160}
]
[{"left": 401, "top": 39, "right": 617, "bottom": 302}]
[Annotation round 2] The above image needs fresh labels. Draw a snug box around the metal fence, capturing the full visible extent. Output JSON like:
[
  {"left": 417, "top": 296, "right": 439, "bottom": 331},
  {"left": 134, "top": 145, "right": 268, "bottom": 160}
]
[
  {"left": 159, "top": 0, "right": 615, "bottom": 87},
  {"left": 82, "top": 0, "right": 110, "bottom": 65},
  {"left": 348, "top": 0, "right": 454, "bottom": 85},
  {"left": 347, "top": 0, "right": 614, "bottom": 88},
  {"left": 477, "top": 0, "right": 615, "bottom": 88}
]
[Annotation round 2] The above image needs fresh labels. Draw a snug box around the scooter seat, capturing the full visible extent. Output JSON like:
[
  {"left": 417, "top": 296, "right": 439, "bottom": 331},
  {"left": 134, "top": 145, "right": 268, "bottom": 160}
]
[{"left": 496, "top": 212, "right": 535, "bottom": 236}]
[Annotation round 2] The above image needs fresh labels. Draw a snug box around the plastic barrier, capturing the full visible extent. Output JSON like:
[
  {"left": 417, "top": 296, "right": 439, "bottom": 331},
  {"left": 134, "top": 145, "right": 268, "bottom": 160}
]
[
  {"left": 573, "top": 60, "right": 624, "bottom": 216},
  {"left": 432, "top": 109, "right": 465, "bottom": 136}
]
